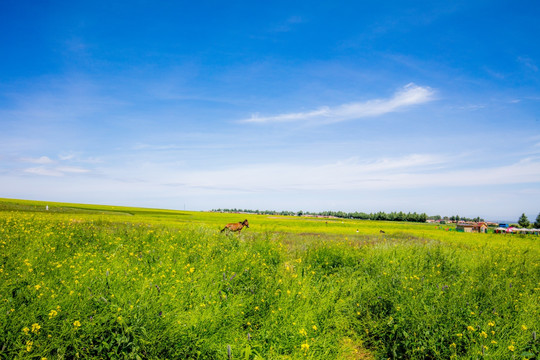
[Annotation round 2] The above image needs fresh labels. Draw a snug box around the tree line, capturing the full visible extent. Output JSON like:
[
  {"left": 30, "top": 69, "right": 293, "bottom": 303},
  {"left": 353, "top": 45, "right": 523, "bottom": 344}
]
[
  {"left": 213, "top": 209, "right": 436, "bottom": 223},
  {"left": 213, "top": 209, "right": 539, "bottom": 227},
  {"left": 427, "top": 215, "right": 485, "bottom": 222}
]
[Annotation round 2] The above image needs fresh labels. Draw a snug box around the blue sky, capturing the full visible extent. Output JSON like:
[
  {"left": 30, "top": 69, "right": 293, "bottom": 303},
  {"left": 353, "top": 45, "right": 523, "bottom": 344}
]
[{"left": 1, "top": 1, "right": 539, "bottom": 221}]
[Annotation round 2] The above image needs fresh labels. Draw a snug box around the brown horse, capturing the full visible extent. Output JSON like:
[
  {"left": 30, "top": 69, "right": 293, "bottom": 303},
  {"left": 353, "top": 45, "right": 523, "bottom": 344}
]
[{"left": 221, "top": 219, "right": 249, "bottom": 233}]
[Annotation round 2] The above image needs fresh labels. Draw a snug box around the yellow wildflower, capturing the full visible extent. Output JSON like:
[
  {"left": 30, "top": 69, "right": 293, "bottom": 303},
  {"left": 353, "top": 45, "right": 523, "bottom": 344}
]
[
  {"left": 49, "top": 309, "right": 58, "bottom": 318},
  {"left": 73, "top": 320, "right": 81, "bottom": 327},
  {"left": 26, "top": 340, "right": 33, "bottom": 352},
  {"left": 508, "top": 345, "right": 515, "bottom": 352},
  {"left": 467, "top": 326, "right": 475, "bottom": 332},
  {"left": 301, "top": 343, "right": 309, "bottom": 351},
  {"left": 299, "top": 328, "right": 307, "bottom": 336},
  {"left": 488, "top": 321, "right": 495, "bottom": 327},
  {"left": 31, "top": 323, "right": 41, "bottom": 333},
  {"left": 522, "top": 325, "right": 528, "bottom": 331},
  {"left": 22, "top": 327, "right": 30, "bottom": 335}
]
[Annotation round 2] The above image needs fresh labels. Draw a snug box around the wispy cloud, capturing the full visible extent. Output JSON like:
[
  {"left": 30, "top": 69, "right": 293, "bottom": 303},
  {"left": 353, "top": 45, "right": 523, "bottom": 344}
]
[
  {"left": 20, "top": 156, "right": 54, "bottom": 164},
  {"left": 56, "top": 166, "right": 91, "bottom": 174},
  {"left": 518, "top": 56, "right": 538, "bottom": 72},
  {"left": 23, "top": 166, "right": 90, "bottom": 177},
  {"left": 19, "top": 154, "right": 92, "bottom": 177},
  {"left": 269, "top": 15, "right": 305, "bottom": 33},
  {"left": 241, "top": 83, "right": 434, "bottom": 124},
  {"left": 24, "top": 167, "right": 64, "bottom": 177},
  {"left": 153, "top": 155, "right": 540, "bottom": 193}
]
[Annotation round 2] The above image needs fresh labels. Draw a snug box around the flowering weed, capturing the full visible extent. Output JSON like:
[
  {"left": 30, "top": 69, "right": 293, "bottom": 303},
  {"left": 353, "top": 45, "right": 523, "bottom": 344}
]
[{"left": 0, "top": 199, "right": 538, "bottom": 359}]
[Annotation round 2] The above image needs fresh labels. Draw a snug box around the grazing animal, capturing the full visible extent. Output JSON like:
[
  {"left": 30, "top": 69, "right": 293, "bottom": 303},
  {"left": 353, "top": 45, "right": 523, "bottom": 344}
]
[
  {"left": 380, "top": 230, "right": 385, "bottom": 233},
  {"left": 221, "top": 219, "right": 250, "bottom": 233}
]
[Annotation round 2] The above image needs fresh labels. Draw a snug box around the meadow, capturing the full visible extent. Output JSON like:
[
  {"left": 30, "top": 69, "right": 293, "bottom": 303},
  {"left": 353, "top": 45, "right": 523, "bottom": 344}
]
[{"left": 0, "top": 198, "right": 538, "bottom": 359}]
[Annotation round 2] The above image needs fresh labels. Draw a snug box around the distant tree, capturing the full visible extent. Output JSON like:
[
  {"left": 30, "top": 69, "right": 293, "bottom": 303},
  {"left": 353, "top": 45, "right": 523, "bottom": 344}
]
[
  {"left": 534, "top": 213, "right": 540, "bottom": 228},
  {"left": 518, "top": 213, "right": 530, "bottom": 228}
]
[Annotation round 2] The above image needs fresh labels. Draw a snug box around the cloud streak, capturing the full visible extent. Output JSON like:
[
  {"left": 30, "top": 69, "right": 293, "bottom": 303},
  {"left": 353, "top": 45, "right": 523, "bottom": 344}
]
[
  {"left": 20, "top": 156, "right": 54, "bottom": 164},
  {"left": 17, "top": 154, "right": 93, "bottom": 177},
  {"left": 242, "top": 83, "right": 434, "bottom": 124},
  {"left": 137, "top": 155, "right": 540, "bottom": 193},
  {"left": 89, "top": 153, "right": 449, "bottom": 194},
  {"left": 24, "top": 166, "right": 90, "bottom": 177}
]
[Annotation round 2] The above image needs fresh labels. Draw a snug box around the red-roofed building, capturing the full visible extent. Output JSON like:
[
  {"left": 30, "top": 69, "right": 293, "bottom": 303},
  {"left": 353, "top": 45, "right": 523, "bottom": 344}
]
[{"left": 456, "top": 222, "right": 488, "bottom": 233}]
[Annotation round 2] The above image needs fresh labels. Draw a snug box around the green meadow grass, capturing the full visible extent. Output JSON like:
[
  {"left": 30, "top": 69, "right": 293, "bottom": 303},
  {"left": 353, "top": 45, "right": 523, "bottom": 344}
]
[{"left": 0, "top": 199, "right": 538, "bottom": 359}]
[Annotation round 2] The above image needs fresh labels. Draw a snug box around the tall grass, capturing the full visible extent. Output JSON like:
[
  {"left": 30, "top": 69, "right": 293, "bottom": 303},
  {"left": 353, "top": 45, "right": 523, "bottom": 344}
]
[{"left": 0, "top": 200, "right": 538, "bottom": 359}]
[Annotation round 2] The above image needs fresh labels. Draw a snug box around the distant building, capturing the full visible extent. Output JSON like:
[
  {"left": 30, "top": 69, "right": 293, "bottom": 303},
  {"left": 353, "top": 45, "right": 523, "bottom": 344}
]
[{"left": 456, "top": 222, "right": 488, "bottom": 233}]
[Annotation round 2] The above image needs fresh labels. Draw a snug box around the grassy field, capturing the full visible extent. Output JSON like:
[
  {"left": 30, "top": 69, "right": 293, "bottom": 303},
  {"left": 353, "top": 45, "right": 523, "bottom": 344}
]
[{"left": 0, "top": 198, "right": 538, "bottom": 359}]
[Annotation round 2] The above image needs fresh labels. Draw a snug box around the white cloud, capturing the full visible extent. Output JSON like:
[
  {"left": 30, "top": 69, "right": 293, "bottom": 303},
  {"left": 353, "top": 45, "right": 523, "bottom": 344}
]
[
  {"left": 59, "top": 153, "right": 76, "bottom": 161},
  {"left": 23, "top": 165, "right": 91, "bottom": 177},
  {"left": 20, "top": 156, "right": 55, "bottom": 164},
  {"left": 24, "top": 166, "right": 64, "bottom": 177},
  {"left": 6, "top": 153, "right": 538, "bottom": 219},
  {"left": 56, "top": 166, "right": 90, "bottom": 174},
  {"left": 242, "top": 83, "right": 434, "bottom": 124},
  {"left": 154, "top": 155, "right": 540, "bottom": 193},
  {"left": 58, "top": 153, "right": 103, "bottom": 164}
]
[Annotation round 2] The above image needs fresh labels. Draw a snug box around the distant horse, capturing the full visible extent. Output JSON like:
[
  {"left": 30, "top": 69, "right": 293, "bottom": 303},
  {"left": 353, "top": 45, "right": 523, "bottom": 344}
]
[{"left": 221, "top": 219, "right": 250, "bottom": 234}]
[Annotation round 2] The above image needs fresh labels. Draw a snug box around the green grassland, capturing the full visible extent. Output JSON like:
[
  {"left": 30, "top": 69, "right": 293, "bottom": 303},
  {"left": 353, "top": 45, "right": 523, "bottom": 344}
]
[{"left": 0, "top": 198, "right": 538, "bottom": 359}]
